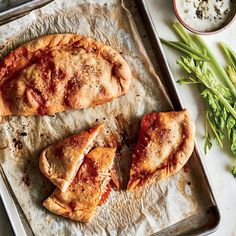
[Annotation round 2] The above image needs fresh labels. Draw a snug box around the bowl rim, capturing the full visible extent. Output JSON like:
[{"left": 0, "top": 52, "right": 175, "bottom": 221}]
[{"left": 172, "top": 0, "right": 236, "bottom": 35}]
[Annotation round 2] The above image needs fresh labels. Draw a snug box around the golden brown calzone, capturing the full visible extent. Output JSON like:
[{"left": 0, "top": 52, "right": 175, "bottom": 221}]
[
  {"left": 0, "top": 34, "right": 132, "bottom": 116},
  {"left": 39, "top": 124, "right": 104, "bottom": 192},
  {"left": 43, "top": 147, "right": 116, "bottom": 223},
  {"left": 127, "top": 109, "right": 195, "bottom": 191}
]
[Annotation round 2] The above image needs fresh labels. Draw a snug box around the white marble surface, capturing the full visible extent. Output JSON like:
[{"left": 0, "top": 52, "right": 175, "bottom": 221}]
[{"left": 1, "top": 0, "right": 236, "bottom": 235}]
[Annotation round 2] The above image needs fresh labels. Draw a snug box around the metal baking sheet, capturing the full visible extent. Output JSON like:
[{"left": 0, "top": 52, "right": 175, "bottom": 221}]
[
  {"left": 133, "top": 0, "right": 221, "bottom": 235},
  {"left": 0, "top": 0, "right": 53, "bottom": 25},
  {"left": 0, "top": 0, "right": 34, "bottom": 12},
  {"left": 0, "top": 0, "right": 220, "bottom": 235}
]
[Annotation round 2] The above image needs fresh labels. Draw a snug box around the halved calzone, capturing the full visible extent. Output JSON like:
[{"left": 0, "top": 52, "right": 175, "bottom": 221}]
[
  {"left": 39, "top": 124, "right": 104, "bottom": 192},
  {"left": 0, "top": 34, "right": 132, "bottom": 116},
  {"left": 43, "top": 147, "right": 116, "bottom": 223},
  {"left": 127, "top": 109, "right": 195, "bottom": 191}
]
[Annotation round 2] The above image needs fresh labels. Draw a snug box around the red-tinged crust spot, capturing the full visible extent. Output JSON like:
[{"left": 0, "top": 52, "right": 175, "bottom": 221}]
[
  {"left": 28, "top": 87, "right": 47, "bottom": 115},
  {"left": 69, "top": 200, "right": 77, "bottom": 211},
  {"left": 36, "top": 51, "right": 67, "bottom": 95},
  {"left": 98, "top": 183, "right": 111, "bottom": 206},
  {"left": 69, "top": 135, "right": 87, "bottom": 148},
  {"left": 52, "top": 145, "right": 64, "bottom": 159},
  {"left": 131, "top": 114, "right": 157, "bottom": 168},
  {"left": 130, "top": 170, "right": 150, "bottom": 184},
  {"left": 132, "top": 113, "right": 173, "bottom": 170},
  {"left": 0, "top": 46, "right": 30, "bottom": 80},
  {"left": 64, "top": 78, "right": 84, "bottom": 101},
  {"left": 141, "top": 113, "right": 161, "bottom": 131},
  {"left": 57, "top": 68, "right": 66, "bottom": 81}
]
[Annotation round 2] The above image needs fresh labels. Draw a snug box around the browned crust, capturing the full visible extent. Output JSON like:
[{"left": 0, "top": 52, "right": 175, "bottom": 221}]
[
  {"left": 43, "top": 147, "right": 116, "bottom": 223},
  {"left": 127, "top": 109, "right": 196, "bottom": 191},
  {"left": 0, "top": 34, "right": 132, "bottom": 116},
  {"left": 39, "top": 124, "right": 104, "bottom": 192}
]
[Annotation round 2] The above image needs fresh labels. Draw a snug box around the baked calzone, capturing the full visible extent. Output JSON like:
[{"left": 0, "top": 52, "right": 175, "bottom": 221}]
[
  {"left": 0, "top": 34, "right": 132, "bottom": 116},
  {"left": 127, "top": 109, "right": 195, "bottom": 191},
  {"left": 39, "top": 124, "right": 104, "bottom": 192},
  {"left": 43, "top": 147, "right": 116, "bottom": 223}
]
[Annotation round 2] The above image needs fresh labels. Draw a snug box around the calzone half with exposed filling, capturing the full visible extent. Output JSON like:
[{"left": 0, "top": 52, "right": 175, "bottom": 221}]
[
  {"left": 43, "top": 147, "right": 116, "bottom": 223},
  {"left": 39, "top": 124, "right": 104, "bottom": 192}
]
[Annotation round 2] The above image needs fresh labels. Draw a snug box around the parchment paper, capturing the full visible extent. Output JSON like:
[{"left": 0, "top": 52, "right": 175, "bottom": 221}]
[{"left": 0, "top": 0, "right": 208, "bottom": 235}]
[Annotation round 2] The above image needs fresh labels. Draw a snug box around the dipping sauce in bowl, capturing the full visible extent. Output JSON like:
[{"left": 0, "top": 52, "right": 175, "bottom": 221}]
[{"left": 173, "top": 0, "right": 236, "bottom": 34}]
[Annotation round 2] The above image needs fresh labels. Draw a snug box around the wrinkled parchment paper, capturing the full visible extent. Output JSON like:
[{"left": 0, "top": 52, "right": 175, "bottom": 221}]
[{"left": 0, "top": 0, "right": 210, "bottom": 235}]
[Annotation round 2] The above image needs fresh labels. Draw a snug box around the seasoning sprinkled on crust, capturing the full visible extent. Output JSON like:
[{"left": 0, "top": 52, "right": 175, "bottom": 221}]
[{"left": 0, "top": 34, "right": 132, "bottom": 117}]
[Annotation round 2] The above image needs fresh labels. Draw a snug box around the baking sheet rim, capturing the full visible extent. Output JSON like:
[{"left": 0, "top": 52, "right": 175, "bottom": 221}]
[{"left": 0, "top": 0, "right": 221, "bottom": 235}]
